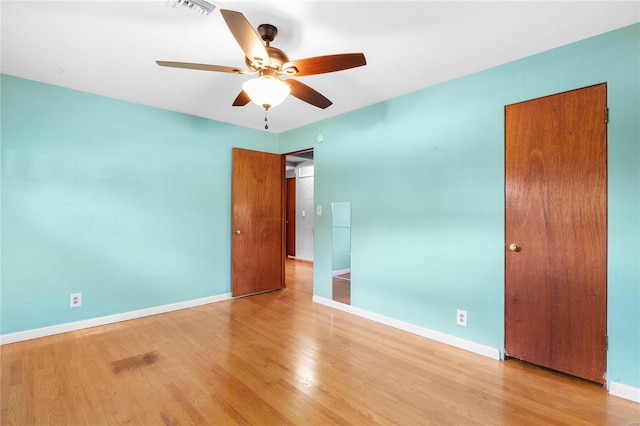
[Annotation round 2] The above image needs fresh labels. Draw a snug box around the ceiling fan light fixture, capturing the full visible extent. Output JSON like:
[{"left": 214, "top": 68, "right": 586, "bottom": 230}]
[
  {"left": 243, "top": 75, "right": 290, "bottom": 109},
  {"left": 157, "top": 9, "right": 367, "bottom": 113}
]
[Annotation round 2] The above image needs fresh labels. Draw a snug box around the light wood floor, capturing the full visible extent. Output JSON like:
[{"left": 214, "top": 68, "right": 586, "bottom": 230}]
[{"left": 2, "top": 259, "right": 639, "bottom": 425}]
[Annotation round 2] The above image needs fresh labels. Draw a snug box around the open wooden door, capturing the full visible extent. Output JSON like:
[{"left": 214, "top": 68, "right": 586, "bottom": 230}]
[
  {"left": 505, "top": 83, "right": 607, "bottom": 384},
  {"left": 232, "top": 148, "right": 284, "bottom": 297}
]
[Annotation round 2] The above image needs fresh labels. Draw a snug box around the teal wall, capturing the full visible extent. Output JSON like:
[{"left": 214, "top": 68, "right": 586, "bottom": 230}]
[
  {"left": 279, "top": 24, "right": 640, "bottom": 388},
  {"left": 1, "top": 75, "right": 277, "bottom": 333},
  {"left": 1, "top": 24, "right": 638, "bottom": 390}
]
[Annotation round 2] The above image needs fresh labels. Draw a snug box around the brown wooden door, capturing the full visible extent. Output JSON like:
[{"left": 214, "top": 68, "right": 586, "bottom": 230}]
[
  {"left": 505, "top": 84, "right": 607, "bottom": 384},
  {"left": 286, "top": 177, "right": 296, "bottom": 257},
  {"left": 232, "top": 148, "right": 284, "bottom": 297}
]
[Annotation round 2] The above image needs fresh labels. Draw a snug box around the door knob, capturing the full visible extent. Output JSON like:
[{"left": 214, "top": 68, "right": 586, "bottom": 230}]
[
  {"left": 234, "top": 229, "right": 241, "bottom": 235},
  {"left": 508, "top": 243, "right": 521, "bottom": 252}
]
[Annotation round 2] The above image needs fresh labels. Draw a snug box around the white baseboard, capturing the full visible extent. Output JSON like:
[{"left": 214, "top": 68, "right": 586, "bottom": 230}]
[
  {"left": 313, "top": 297, "right": 640, "bottom": 404},
  {"left": 609, "top": 381, "right": 640, "bottom": 403},
  {"left": 0, "top": 293, "right": 232, "bottom": 345},
  {"left": 312, "top": 296, "right": 501, "bottom": 360}
]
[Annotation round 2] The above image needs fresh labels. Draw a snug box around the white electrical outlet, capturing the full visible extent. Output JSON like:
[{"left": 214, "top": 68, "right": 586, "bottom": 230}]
[
  {"left": 457, "top": 309, "right": 467, "bottom": 327},
  {"left": 70, "top": 293, "right": 82, "bottom": 308}
]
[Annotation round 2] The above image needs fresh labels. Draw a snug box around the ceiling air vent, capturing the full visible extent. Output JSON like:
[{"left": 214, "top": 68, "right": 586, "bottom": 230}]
[{"left": 166, "top": 0, "right": 219, "bottom": 17}]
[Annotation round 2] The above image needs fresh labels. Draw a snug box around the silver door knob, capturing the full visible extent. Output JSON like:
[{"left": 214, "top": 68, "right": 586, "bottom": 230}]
[
  {"left": 509, "top": 243, "right": 520, "bottom": 252},
  {"left": 234, "top": 229, "right": 241, "bottom": 235}
]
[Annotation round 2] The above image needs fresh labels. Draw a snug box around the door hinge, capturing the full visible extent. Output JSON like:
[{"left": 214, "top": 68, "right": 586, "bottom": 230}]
[
  {"left": 605, "top": 107, "right": 609, "bottom": 123},
  {"left": 605, "top": 335, "right": 609, "bottom": 351}
]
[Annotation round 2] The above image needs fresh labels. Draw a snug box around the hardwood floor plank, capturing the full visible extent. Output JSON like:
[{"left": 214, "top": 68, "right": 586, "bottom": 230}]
[{"left": 1, "top": 258, "right": 638, "bottom": 425}]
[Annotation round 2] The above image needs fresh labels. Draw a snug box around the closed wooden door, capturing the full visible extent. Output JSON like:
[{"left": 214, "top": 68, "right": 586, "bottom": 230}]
[
  {"left": 232, "top": 148, "right": 284, "bottom": 297},
  {"left": 505, "top": 84, "right": 607, "bottom": 384}
]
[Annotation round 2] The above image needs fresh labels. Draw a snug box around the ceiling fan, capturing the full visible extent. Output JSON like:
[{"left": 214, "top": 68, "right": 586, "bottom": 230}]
[{"left": 156, "top": 9, "right": 366, "bottom": 124}]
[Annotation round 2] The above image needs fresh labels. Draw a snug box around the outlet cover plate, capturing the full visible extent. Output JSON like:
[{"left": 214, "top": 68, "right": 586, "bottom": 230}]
[
  {"left": 70, "top": 292, "right": 82, "bottom": 308},
  {"left": 457, "top": 309, "right": 467, "bottom": 326}
]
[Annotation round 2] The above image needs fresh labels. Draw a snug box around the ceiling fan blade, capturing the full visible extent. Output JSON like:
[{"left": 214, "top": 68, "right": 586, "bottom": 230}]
[
  {"left": 220, "top": 9, "right": 269, "bottom": 65},
  {"left": 156, "top": 61, "right": 249, "bottom": 74},
  {"left": 283, "top": 53, "right": 366, "bottom": 77},
  {"left": 232, "top": 90, "right": 251, "bottom": 107},
  {"left": 286, "top": 79, "right": 332, "bottom": 109}
]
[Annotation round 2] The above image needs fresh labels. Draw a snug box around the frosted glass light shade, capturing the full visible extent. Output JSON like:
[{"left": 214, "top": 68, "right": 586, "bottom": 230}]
[{"left": 243, "top": 76, "right": 290, "bottom": 109}]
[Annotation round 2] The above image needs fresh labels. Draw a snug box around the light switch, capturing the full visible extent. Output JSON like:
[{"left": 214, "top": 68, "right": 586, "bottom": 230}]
[{"left": 317, "top": 205, "right": 322, "bottom": 216}]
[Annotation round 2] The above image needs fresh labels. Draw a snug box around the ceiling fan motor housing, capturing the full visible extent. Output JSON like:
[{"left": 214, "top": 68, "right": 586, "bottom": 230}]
[
  {"left": 258, "top": 24, "right": 278, "bottom": 43},
  {"left": 245, "top": 46, "right": 290, "bottom": 72},
  {"left": 242, "top": 24, "right": 290, "bottom": 72}
]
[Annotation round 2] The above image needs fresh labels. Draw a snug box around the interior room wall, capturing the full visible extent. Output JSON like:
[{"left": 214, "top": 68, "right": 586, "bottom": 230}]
[
  {"left": 0, "top": 75, "right": 277, "bottom": 334},
  {"left": 278, "top": 23, "right": 639, "bottom": 390}
]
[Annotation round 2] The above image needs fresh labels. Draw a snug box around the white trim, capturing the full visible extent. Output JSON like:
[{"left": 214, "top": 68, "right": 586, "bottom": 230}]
[
  {"left": 0, "top": 293, "right": 232, "bottom": 345},
  {"left": 313, "top": 296, "right": 501, "bottom": 360},
  {"left": 332, "top": 268, "right": 351, "bottom": 277},
  {"left": 609, "top": 381, "right": 640, "bottom": 403}
]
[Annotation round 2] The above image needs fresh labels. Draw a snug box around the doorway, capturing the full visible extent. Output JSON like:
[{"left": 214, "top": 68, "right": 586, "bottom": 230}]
[
  {"left": 504, "top": 83, "right": 608, "bottom": 384},
  {"left": 284, "top": 149, "right": 314, "bottom": 290},
  {"left": 230, "top": 148, "right": 313, "bottom": 297}
]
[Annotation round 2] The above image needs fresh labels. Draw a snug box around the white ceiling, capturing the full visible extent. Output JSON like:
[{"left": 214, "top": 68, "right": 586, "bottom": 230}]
[{"left": 2, "top": 1, "right": 638, "bottom": 133}]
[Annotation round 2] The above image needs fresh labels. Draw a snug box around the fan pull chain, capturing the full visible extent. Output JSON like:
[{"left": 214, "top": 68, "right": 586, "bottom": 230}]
[{"left": 264, "top": 108, "right": 269, "bottom": 130}]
